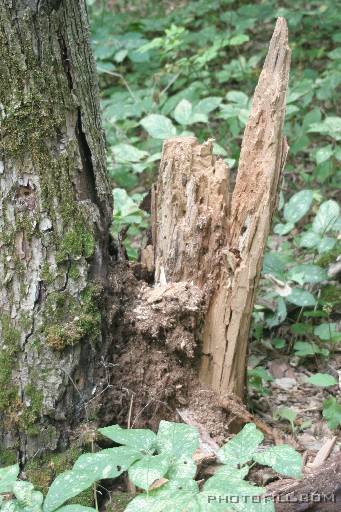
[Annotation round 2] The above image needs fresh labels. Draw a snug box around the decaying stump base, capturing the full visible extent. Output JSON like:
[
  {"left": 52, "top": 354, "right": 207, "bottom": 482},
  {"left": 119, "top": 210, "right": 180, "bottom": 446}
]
[{"left": 102, "top": 17, "right": 291, "bottom": 439}]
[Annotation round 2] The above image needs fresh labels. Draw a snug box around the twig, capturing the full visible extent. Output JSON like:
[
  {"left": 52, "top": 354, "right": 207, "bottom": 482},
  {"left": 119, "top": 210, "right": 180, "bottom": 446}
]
[{"left": 97, "top": 67, "right": 138, "bottom": 102}]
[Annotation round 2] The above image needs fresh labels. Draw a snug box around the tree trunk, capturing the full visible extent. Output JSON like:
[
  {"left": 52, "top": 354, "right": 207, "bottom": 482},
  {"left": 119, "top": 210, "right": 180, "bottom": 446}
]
[{"left": 0, "top": 0, "right": 112, "bottom": 462}]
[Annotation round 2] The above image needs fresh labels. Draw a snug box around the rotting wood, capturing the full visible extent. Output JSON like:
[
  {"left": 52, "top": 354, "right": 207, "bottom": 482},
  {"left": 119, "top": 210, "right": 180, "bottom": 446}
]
[
  {"left": 151, "top": 18, "right": 291, "bottom": 398},
  {"left": 265, "top": 453, "right": 341, "bottom": 511}
]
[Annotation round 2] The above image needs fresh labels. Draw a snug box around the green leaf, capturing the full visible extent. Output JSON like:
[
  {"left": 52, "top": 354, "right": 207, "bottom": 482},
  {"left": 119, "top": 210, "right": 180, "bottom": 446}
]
[
  {"left": 73, "top": 447, "right": 142, "bottom": 480},
  {"left": 55, "top": 507, "right": 96, "bottom": 512},
  {"left": 112, "top": 144, "right": 148, "bottom": 163},
  {"left": 283, "top": 190, "right": 313, "bottom": 224},
  {"left": 173, "top": 99, "right": 192, "bottom": 125},
  {"left": 266, "top": 297, "right": 287, "bottom": 328},
  {"left": 299, "top": 231, "right": 320, "bottom": 248},
  {"left": 287, "top": 264, "right": 327, "bottom": 285},
  {"left": 202, "top": 478, "right": 273, "bottom": 512},
  {"left": 253, "top": 445, "right": 302, "bottom": 478},
  {"left": 166, "top": 454, "right": 197, "bottom": 479},
  {"left": 317, "top": 236, "right": 336, "bottom": 254},
  {"left": 193, "top": 97, "right": 222, "bottom": 115},
  {"left": 0, "top": 464, "right": 19, "bottom": 493},
  {"left": 323, "top": 396, "right": 341, "bottom": 429},
  {"left": 287, "top": 288, "right": 316, "bottom": 307},
  {"left": 313, "top": 200, "right": 340, "bottom": 234},
  {"left": 294, "top": 341, "right": 320, "bottom": 357},
  {"left": 98, "top": 424, "right": 156, "bottom": 451},
  {"left": 225, "top": 90, "right": 249, "bottom": 106},
  {"left": 44, "top": 471, "right": 95, "bottom": 512},
  {"left": 125, "top": 479, "right": 200, "bottom": 512},
  {"left": 12, "top": 481, "right": 44, "bottom": 511},
  {"left": 308, "top": 116, "right": 341, "bottom": 139},
  {"left": 273, "top": 338, "right": 286, "bottom": 349},
  {"left": 315, "top": 145, "right": 333, "bottom": 164},
  {"left": 314, "top": 323, "right": 341, "bottom": 342},
  {"left": 128, "top": 454, "right": 170, "bottom": 490},
  {"left": 273, "top": 222, "right": 294, "bottom": 235},
  {"left": 262, "top": 253, "right": 286, "bottom": 279},
  {"left": 275, "top": 407, "right": 297, "bottom": 429},
  {"left": 157, "top": 421, "right": 199, "bottom": 457},
  {"left": 307, "top": 373, "right": 337, "bottom": 387},
  {"left": 229, "top": 34, "right": 250, "bottom": 45},
  {"left": 140, "top": 114, "right": 176, "bottom": 139},
  {"left": 218, "top": 423, "right": 264, "bottom": 466}
]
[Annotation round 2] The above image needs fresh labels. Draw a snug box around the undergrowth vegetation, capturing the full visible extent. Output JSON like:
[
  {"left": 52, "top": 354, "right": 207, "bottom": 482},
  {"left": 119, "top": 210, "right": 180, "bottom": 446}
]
[
  {"left": 87, "top": 0, "right": 341, "bottom": 428},
  {"left": 0, "top": 421, "right": 302, "bottom": 512}
]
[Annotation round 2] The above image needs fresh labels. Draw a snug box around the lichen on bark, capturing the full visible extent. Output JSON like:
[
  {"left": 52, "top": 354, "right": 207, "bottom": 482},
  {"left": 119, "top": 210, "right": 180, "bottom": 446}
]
[{"left": 0, "top": 0, "right": 112, "bottom": 461}]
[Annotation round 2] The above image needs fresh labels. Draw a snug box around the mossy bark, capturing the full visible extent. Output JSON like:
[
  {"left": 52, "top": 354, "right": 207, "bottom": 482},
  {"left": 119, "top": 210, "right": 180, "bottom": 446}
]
[{"left": 0, "top": 0, "right": 112, "bottom": 462}]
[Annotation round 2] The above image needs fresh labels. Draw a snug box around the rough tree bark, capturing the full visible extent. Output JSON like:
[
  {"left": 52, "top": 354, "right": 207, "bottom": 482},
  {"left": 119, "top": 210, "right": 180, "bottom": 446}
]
[{"left": 0, "top": 0, "right": 112, "bottom": 461}]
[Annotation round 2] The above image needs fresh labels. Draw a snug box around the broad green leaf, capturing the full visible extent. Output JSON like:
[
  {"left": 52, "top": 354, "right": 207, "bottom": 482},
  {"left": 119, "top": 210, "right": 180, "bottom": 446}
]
[
  {"left": 213, "top": 142, "right": 227, "bottom": 156},
  {"left": 275, "top": 407, "right": 297, "bottom": 429},
  {"left": 98, "top": 424, "right": 156, "bottom": 451},
  {"left": 157, "top": 421, "right": 199, "bottom": 457},
  {"left": 287, "top": 264, "right": 327, "bottom": 285},
  {"left": 253, "top": 445, "right": 302, "bottom": 478},
  {"left": 56, "top": 507, "right": 97, "bottom": 512},
  {"left": 193, "top": 97, "right": 222, "bottom": 115},
  {"left": 0, "top": 464, "right": 19, "bottom": 493},
  {"left": 213, "top": 465, "right": 250, "bottom": 480},
  {"left": 262, "top": 253, "right": 286, "bottom": 279},
  {"left": 287, "top": 288, "right": 316, "bottom": 307},
  {"left": 315, "top": 145, "right": 333, "bottom": 164},
  {"left": 225, "top": 90, "right": 249, "bottom": 106},
  {"left": 113, "top": 189, "right": 141, "bottom": 218},
  {"left": 323, "top": 397, "right": 341, "bottom": 429},
  {"left": 173, "top": 99, "right": 192, "bottom": 125},
  {"left": 274, "top": 222, "right": 294, "bottom": 235},
  {"left": 283, "top": 190, "right": 313, "bottom": 224},
  {"left": 188, "top": 112, "right": 208, "bottom": 124},
  {"left": 317, "top": 236, "right": 336, "bottom": 253},
  {"left": 294, "top": 341, "right": 320, "bottom": 357},
  {"left": 229, "top": 34, "right": 250, "bottom": 45},
  {"left": 12, "top": 481, "right": 44, "bottom": 511},
  {"left": 125, "top": 479, "right": 200, "bottom": 512},
  {"left": 273, "top": 338, "right": 286, "bottom": 349},
  {"left": 307, "top": 373, "right": 337, "bottom": 387},
  {"left": 266, "top": 297, "right": 287, "bottom": 328},
  {"left": 202, "top": 478, "right": 273, "bottom": 512},
  {"left": 167, "top": 454, "right": 197, "bottom": 479},
  {"left": 73, "top": 447, "right": 142, "bottom": 480},
  {"left": 314, "top": 323, "right": 341, "bottom": 342},
  {"left": 299, "top": 231, "right": 320, "bottom": 248},
  {"left": 112, "top": 144, "right": 148, "bottom": 163},
  {"left": 218, "top": 423, "right": 264, "bottom": 466},
  {"left": 291, "top": 323, "right": 313, "bottom": 334},
  {"left": 313, "top": 200, "right": 340, "bottom": 234},
  {"left": 308, "top": 116, "right": 341, "bottom": 139},
  {"left": 140, "top": 114, "right": 176, "bottom": 139},
  {"left": 128, "top": 454, "right": 171, "bottom": 490},
  {"left": 44, "top": 471, "right": 95, "bottom": 512}
]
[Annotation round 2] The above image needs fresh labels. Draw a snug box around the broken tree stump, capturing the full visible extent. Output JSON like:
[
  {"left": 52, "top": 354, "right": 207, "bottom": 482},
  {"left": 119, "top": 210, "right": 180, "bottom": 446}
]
[{"left": 150, "top": 18, "right": 291, "bottom": 398}]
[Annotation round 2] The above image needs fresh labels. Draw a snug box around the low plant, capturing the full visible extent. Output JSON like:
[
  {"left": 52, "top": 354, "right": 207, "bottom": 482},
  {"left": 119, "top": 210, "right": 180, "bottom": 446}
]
[{"left": 0, "top": 421, "right": 302, "bottom": 512}]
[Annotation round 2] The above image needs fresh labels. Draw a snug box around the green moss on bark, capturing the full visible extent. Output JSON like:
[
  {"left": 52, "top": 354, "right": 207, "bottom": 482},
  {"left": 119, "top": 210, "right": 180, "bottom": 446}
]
[
  {"left": 44, "top": 286, "right": 101, "bottom": 351},
  {"left": 0, "top": 315, "right": 20, "bottom": 412}
]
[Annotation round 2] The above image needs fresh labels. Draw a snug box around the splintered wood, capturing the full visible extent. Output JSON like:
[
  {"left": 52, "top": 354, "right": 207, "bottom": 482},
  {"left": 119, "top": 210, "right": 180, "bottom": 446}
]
[{"left": 151, "top": 18, "right": 291, "bottom": 398}]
